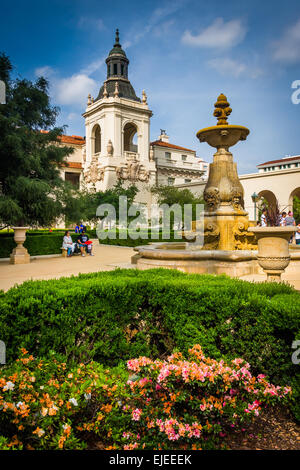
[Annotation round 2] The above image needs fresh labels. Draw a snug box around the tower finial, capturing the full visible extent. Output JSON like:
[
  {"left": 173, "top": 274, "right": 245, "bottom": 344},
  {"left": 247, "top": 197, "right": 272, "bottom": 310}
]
[{"left": 114, "top": 28, "right": 120, "bottom": 46}]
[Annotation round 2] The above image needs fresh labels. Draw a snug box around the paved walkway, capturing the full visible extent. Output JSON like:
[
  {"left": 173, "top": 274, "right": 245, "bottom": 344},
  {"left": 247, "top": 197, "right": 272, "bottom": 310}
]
[{"left": 0, "top": 243, "right": 135, "bottom": 292}]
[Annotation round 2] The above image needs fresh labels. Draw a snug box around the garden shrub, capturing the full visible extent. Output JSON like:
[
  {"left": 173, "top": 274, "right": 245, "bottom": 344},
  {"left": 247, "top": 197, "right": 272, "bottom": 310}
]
[
  {"left": 0, "top": 348, "right": 116, "bottom": 449},
  {"left": 0, "top": 269, "right": 299, "bottom": 419},
  {"left": 98, "top": 229, "right": 186, "bottom": 247},
  {"left": 0, "top": 231, "right": 96, "bottom": 257},
  {"left": 0, "top": 347, "right": 291, "bottom": 450},
  {"left": 113, "top": 345, "right": 291, "bottom": 449}
]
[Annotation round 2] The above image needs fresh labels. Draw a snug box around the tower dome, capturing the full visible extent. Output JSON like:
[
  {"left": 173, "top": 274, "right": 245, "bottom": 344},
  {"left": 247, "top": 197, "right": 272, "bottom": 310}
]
[
  {"left": 96, "top": 29, "right": 141, "bottom": 102},
  {"left": 108, "top": 28, "right": 127, "bottom": 57}
]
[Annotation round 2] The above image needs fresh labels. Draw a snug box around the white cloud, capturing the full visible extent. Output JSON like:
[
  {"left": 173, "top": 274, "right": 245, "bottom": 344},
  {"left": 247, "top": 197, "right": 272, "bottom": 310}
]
[
  {"left": 208, "top": 57, "right": 246, "bottom": 77},
  {"left": 124, "top": 0, "right": 186, "bottom": 48},
  {"left": 35, "top": 66, "right": 55, "bottom": 78},
  {"left": 54, "top": 74, "right": 97, "bottom": 106},
  {"left": 80, "top": 57, "right": 105, "bottom": 76},
  {"left": 272, "top": 19, "right": 300, "bottom": 64},
  {"left": 182, "top": 17, "right": 247, "bottom": 49},
  {"left": 151, "top": 0, "right": 187, "bottom": 24},
  {"left": 78, "top": 16, "right": 106, "bottom": 31},
  {"left": 35, "top": 65, "right": 98, "bottom": 107},
  {"left": 67, "top": 112, "right": 78, "bottom": 121},
  {"left": 34, "top": 49, "right": 104, "bottom": 107},
  {"left": 207, "top": 57, "right": 263, "bottom": 79},
  {"left": 153, "top": 20, "right": 175, "bottom": 37}
]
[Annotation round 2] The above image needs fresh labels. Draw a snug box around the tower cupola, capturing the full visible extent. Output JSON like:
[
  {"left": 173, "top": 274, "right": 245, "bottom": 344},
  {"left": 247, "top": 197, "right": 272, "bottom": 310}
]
[
  {"left": 106, "top": 29, "right": 129, "bottom": 79},
  {"left": 96, "top": 29, "right": 140, "bottom": 102}
]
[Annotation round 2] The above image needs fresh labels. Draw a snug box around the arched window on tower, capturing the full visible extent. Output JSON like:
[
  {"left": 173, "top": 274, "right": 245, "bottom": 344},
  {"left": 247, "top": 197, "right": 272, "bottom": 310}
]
[
  {"left": 123, "top": 122, "right": 138, "bottom": 153},
  {"left": 92, "top": 124, "right": 101, "bottom": 156}
]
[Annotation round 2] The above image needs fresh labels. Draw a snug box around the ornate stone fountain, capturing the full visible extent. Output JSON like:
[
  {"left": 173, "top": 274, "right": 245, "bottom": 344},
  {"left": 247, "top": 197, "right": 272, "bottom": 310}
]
[
  {"left": 197, "top": 93, "right": 256, "bottom": 251},
  {"left": 133, "top": 94, "right": 298, "bottom": 278}
]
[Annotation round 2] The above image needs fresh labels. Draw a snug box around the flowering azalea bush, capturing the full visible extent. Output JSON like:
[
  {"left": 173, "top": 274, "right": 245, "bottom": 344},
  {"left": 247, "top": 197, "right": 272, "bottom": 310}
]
[
  {"left": 85, "top": 345, "right": 292, "bottom": 450},
  {"left": 0, "top": 349, "right": 121, "bottom": 450},
  {"left": 0, "top": 347, "right": 292, "bottom": 450}
]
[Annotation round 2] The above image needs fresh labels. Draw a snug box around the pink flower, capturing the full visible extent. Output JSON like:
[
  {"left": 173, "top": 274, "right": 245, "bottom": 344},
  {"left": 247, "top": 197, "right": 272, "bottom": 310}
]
[{"left": 132, "top": 408, "right": 142, "bottom": 421}]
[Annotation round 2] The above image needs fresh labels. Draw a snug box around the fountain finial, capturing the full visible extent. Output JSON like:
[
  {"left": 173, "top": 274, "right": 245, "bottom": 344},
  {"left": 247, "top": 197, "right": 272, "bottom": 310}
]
[{"left": 213, "top": 93, "right": 232, "bottom": 126}]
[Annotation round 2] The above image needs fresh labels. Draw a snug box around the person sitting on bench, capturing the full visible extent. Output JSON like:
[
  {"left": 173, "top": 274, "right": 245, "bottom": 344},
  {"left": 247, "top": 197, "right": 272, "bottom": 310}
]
[
  {"left": 77, "top": 232, "right": 93, "bottom": 257},
  {"left": 62, "top": 231, "right": 75, "bottom": 257}
]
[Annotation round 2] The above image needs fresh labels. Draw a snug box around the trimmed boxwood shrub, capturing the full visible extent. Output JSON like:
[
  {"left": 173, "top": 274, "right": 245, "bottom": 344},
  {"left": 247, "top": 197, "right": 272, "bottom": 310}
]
[
  {"left": 98, "top": 229, "right": 187, "bottom": 247},
  {"left": 0, "top": 269, "right": 299, "bottom": 419}
]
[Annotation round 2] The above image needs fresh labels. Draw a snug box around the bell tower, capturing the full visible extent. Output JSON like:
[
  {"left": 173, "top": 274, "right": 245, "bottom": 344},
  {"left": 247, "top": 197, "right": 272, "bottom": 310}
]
[{"left": 83, "top": 29, "right": 156, "bottom": 204}]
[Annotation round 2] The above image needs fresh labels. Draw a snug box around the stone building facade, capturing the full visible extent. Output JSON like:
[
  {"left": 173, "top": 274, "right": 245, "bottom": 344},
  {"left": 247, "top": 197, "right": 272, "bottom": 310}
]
[{"left": 59, "top": 30, "right": 206, "bottom": 206}]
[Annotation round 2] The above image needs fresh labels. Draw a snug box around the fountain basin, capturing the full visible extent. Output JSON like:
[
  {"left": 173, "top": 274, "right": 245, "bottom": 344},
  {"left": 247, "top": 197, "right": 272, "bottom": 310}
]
[
  {"left": 133, "top": 242, "right": 300, "bottom": 278},
  {"left": 134, "top": 242, "right": 259, "bottom": 276},
  {"left": 196, "top": 125, "right": 249, "bottom": 149}
]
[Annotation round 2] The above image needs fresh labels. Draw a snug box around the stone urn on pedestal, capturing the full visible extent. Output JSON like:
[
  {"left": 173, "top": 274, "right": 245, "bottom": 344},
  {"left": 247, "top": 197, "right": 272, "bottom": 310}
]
[
  {"left": 107, "top": 139, "right": 114, "bottom": 157},
  {"left": 10, "top": 227, "right": 30, "bottom": 264},
  {"left": 250, "top": 226, "right": 297, "bottom": 281}
]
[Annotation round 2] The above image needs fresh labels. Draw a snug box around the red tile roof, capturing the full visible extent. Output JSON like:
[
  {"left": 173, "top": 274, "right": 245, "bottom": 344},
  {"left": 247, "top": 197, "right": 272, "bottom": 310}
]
[
  {"left": 60, "top": 162, "right": 83, "bottom": 169},
  {"left": 40, "top": 130, "right": 85, "bottom": 146},
  {"left": 257, "top": 155, "right": 300, "bottom": 167},
  {"left": 59, "top": 135, "right": 85, "bottom": 145},
  {"left": 150, "top": 140, "right": 195, "bottom": 153}
]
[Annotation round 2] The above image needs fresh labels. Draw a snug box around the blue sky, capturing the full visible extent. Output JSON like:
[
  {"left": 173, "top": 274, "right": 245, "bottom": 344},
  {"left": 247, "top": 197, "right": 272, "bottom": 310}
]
[{"left": 1, "top": 0, "right": 300, "bottom": 173}]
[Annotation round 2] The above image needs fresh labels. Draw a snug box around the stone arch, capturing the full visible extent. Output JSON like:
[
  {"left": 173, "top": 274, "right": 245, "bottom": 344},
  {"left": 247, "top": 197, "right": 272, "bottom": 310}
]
[
  {"left": 123, "top": 122, "right": 138, "bottom": 153},
  {"left": 258, "top": 190, "right": 278, "bottom": 210},
  {"left": 288, "top": 187, "right": 300, "bottom": 207},
  {"left": 289, "top": 187, "right": 300, "bottom": 222},
  {"left": 91, "top": 124, "right": 101, "bottom": 155}
]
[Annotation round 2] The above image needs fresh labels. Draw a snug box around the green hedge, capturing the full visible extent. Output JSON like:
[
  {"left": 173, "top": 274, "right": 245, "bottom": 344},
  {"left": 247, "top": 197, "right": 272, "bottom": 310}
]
[
  {"left": 0, "top": 269, "right": 299, "bottom": 419},
  {"left": 0, "top": 228, "right": 182, "bottom": 253},
  {"left": 0, "top": 231, "right": 96, "bottom": 258},
  {"left": 98, "top": 229, "right": 186, "bottom": 247}
]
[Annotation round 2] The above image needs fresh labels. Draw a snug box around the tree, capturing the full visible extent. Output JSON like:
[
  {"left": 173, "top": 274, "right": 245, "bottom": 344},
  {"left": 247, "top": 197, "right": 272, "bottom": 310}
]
[
  {"left": 71, "top": 180, "right": 139, "bottom": 227},
  {"left": 293, "top": 196, "right": 300, "bottom": 225},
  {"left": 151, "top": 185, "right": 204, "bottom": 230},
  {"left": 0, "top": 53, "right": 75, "bottom": 229}
]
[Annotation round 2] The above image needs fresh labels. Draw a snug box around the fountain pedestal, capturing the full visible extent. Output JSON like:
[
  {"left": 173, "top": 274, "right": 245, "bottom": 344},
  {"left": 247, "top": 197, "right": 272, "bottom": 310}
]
[{"left": 195, "top": 94, "right": 257, "bottom": 251}]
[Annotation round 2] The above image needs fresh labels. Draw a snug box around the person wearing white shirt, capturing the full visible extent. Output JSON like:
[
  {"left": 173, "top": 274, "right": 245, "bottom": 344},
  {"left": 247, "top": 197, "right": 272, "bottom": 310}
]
[
  {"left": 280, "top": 212, "right": 287, "bottom": 226},
  {"left": 295, "top": 225, "right": 300, "bottom": 245},
  {"left": 62, "top": 231, "right": 75, "bottom": 257},
  {"left": 260, "top": 209, "right": 267, "bottom": 227}
]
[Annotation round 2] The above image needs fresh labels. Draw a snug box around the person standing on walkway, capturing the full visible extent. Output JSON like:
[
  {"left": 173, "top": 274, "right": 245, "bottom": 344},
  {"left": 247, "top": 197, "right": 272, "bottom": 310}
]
[
  {"left": 295, "top": 225, "right": 300, "bottom": 245},
  {"left": 280, "top": 212, "right": 287, "bottom": 226},
  {"left": 285, "top": 211, "right": 296, "bottom": 226},
  {"left": 285, "top": 211, "right": 296, "bottom": 243},
  {"left": 260, "top": 209, "right": 267, "bottom": 227}
]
